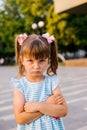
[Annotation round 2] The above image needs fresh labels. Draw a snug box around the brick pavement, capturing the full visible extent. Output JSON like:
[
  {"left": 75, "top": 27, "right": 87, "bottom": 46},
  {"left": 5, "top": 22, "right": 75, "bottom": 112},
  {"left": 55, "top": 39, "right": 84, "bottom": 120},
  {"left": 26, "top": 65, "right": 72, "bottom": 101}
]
[{"left": 0, "top": 66, "right": 87, "bottom": 130}]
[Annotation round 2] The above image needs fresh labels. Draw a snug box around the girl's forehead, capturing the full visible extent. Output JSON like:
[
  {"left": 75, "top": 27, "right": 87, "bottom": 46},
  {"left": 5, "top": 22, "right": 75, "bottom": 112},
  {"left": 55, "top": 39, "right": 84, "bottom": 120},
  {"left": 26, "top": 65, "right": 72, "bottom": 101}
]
[
  {"left": 24, "top": 55, "right": 49, "bottom": 60},
  {"left": 22, "top": 52, "right": 49, "bottom": 60}
]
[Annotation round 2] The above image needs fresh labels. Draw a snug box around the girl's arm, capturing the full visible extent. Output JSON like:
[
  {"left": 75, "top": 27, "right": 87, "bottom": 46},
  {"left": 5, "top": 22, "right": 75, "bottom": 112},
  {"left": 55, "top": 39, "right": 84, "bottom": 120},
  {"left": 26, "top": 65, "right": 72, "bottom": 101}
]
[
  {"left": 14, "top": 86, "right": 66, "bottom": 124},
  {"left": 25, "top": 99, "right": 68, "bottom": 118},
  {"left": 39, "top": 86, "right": 68, "bottom": 117},
  {"left": 25, "top": 86, "right": 68, "bottom": 118},
  {"left": 52, "top": 85, "right": 66, "bottom": 104},
  {"left": 14, "top": 87, "right": 60, "bottom": 124},
  {"left": 13, "top": 87, "right": 42, "bottom": 125}
]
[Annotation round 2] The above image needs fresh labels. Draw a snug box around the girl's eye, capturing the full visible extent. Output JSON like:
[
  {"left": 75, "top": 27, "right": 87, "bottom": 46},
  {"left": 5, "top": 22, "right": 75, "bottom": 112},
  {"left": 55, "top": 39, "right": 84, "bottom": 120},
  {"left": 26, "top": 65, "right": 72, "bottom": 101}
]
[
  {"left": 39, "top": 59, "right": 45, "bottom": 62},
  {"left": 27, "top": 60, "right": 33, "bottom": 62}
]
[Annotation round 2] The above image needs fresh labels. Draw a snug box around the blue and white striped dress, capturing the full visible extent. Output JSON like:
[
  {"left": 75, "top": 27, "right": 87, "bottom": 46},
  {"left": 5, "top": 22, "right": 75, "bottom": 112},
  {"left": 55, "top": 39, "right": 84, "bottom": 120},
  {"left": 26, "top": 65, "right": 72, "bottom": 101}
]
[{"left": 11, "top": 75, "right": 65, "bottom": 130}]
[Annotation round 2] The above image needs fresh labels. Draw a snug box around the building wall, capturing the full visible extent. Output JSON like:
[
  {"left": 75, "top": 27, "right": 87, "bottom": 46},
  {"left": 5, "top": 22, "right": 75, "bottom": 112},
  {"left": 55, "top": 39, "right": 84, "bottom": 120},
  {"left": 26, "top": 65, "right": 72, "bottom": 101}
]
[{"left": 54, "top": 0, "right": 87, "bottom": 13}]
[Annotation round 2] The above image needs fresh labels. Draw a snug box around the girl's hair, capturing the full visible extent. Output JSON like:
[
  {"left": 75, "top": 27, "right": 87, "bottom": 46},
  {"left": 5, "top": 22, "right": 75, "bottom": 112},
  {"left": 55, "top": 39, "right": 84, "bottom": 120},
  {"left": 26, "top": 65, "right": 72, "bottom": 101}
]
[{"left": 15, "top": 34, "right": 58, "bottom": 77}]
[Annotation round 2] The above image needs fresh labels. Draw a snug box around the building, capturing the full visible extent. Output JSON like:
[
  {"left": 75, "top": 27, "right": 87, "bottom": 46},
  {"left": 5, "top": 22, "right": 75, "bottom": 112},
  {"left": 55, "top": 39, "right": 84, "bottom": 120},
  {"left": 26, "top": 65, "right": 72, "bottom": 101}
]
[{"left": 54, "top": 0, "right": 87, "bottom": 14}]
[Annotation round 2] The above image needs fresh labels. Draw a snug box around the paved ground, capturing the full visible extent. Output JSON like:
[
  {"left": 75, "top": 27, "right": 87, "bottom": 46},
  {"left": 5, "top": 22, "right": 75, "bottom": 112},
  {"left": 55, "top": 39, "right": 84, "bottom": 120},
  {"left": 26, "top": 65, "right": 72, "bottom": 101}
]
[{"left": 0, "top": 66, "right": 87, "bottom": 130}]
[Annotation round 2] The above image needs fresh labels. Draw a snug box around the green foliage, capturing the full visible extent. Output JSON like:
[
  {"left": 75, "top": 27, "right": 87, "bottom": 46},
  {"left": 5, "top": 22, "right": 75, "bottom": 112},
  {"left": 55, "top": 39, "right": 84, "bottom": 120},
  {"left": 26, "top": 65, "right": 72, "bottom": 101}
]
[
  {"left": 0, "top": 0, "right": 26, "bottom": 57},
  {"left": 46, "top": 5, "right": 87, "bottom": 52},
  {"left": 63, "top": 14, "right": 87, "bottom": 52},
  {"left": 0, "top": 0, "right": 87, "bottom": 59},
  {"left": 16, "top": 0, "right": 52, "bottom": 34}
]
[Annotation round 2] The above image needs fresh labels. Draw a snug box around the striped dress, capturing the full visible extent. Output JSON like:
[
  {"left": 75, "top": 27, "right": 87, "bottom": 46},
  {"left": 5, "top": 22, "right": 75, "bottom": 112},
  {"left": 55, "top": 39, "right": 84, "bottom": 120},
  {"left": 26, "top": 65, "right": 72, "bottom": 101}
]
[{"left": 11, "top": 75, "right": 65, "bottom": 130}]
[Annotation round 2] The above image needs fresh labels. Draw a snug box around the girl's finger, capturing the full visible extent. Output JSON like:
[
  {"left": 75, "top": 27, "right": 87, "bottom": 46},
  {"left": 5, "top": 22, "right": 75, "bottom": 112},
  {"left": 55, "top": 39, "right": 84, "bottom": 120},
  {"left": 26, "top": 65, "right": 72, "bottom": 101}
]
[
  {"left": 55, "top": 97, "right": 64, "bottom": 104},
  {"left": 58, "top": 98, "right": 65, "bottom": 104}
]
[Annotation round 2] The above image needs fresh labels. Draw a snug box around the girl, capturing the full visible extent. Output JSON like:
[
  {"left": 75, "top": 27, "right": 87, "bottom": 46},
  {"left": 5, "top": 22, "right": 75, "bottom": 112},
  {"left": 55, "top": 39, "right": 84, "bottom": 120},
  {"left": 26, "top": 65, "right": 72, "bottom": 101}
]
[{"left": 11, "top": 33, "right": 68, "bottom": 130}]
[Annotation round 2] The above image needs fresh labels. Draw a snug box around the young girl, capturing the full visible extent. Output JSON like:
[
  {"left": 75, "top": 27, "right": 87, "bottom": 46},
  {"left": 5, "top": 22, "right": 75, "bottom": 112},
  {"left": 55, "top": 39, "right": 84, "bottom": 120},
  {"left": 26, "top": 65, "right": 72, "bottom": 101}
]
[{"left": 11, "top": 33, "right": 68, "bottom": 130}]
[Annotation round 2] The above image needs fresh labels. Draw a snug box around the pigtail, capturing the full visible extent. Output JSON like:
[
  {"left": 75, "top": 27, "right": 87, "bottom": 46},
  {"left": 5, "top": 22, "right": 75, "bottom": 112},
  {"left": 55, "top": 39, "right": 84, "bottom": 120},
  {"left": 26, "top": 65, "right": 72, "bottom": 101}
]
[
  {"left": 15, "top": 35, "right": 25, "bottom": 77},
  {"left": 15, "top": 36, "right": 21, "bottom": 64},
  {"left": 47, "top": 40, "right": 58, "bottom": 75}
]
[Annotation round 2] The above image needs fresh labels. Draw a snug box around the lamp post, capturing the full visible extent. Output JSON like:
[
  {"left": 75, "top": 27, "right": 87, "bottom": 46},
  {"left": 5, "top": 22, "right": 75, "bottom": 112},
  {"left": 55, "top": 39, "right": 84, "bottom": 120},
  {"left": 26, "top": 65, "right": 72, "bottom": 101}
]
[{"left": 31, "top": 21, "right": 44, "bottom": 34}]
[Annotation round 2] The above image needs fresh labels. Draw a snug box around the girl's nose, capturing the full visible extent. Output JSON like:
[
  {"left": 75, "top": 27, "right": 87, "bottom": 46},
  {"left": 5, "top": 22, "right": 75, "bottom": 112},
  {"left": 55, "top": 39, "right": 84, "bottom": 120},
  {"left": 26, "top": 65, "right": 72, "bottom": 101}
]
[{"left": 34, "top": 62, "right": 40, "bottom": 69}]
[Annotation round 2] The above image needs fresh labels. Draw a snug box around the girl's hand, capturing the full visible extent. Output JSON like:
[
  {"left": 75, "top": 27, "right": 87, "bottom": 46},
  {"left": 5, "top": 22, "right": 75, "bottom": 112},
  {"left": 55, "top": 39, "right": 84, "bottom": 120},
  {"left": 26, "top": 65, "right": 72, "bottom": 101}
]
[
  {"left": 46, "top": 94, "right": 64, "bottom": 105},
  {"left": 52, "top": 85, "right": 65, "bottom": 105},
  {"left": 24, "top": 101, "right": 39, "bottom": 113},
  {"left": 56, "top": 94, "right": 65, "bottom": 105},
  {"left": 46, "top": 95, "right": 57, "bottom": 104}
]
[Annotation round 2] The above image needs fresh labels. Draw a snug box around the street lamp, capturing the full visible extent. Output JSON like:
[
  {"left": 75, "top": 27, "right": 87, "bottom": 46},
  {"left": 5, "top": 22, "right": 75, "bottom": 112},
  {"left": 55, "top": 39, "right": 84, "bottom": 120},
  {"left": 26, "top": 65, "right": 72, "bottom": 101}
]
[
  {"left": 38, "top": 21, "right": 44, "bottom": 28},
  {"left": 31, "top": 23, "right": 37, "bottom": 30},
  {"left": 31, "top": 21, "right": 44, "bottom": 34}
]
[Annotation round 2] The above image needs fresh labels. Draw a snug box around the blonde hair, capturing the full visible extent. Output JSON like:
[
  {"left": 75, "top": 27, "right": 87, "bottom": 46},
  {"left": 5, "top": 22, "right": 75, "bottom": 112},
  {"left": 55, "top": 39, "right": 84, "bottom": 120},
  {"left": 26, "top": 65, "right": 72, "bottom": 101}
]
[{"left": 15, "top": 34, "right": 58, "bottom": 77}]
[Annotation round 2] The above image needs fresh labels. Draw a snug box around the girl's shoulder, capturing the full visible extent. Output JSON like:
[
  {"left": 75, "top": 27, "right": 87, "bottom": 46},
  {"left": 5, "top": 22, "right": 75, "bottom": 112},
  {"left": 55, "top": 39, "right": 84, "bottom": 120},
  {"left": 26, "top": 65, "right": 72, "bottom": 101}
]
[
  {"left": 11, "top": 76, "right": 23, "bottom": 85},
  {"left": 46, "top": 75, "right": 59, "bottom": 81},
  {"left": 46, "top": 75, "right": 59, "bottom": 86},
  {"left": 46, "top": 75, "right": 60, "bottom": 90},
  {"left": 11, "top": 76, "right": 25, "bottom": 94}
]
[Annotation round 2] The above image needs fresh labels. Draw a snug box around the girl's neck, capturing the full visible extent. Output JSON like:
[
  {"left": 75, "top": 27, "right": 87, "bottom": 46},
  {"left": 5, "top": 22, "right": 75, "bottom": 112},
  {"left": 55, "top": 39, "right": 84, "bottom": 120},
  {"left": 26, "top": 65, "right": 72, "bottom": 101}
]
[{"left": 26, "top": 75, "right": 45, "bottom": 82}]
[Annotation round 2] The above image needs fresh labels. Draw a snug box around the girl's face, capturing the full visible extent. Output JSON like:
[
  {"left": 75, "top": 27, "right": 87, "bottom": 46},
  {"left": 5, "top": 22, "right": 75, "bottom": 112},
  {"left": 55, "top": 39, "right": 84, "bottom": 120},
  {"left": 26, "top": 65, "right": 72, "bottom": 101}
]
[{"left": 22, "top": 56, "right": 49, "bottom": 77}]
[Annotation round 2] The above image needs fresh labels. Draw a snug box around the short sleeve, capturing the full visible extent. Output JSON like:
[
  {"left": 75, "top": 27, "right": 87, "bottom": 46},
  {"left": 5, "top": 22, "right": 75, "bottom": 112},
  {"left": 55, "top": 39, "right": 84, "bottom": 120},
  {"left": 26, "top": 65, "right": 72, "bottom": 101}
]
[
  {"left": 51, "top": 75, "right": 59, "bottom": 91},
  {"left": 11, "top": 77, "right": 24, "bottom": 94}
]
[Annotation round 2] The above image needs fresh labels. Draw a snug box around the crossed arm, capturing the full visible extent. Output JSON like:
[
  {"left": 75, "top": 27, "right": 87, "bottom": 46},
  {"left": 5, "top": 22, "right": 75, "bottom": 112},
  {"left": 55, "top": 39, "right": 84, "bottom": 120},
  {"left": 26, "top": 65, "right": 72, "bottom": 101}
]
[{"left": 13, "top": 86, "right": 68, "bottom": 125}]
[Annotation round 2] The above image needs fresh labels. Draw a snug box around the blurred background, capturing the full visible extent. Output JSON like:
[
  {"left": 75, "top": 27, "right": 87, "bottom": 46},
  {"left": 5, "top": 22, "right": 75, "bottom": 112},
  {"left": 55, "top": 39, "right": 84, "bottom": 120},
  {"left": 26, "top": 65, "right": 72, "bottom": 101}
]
[
  {"left": 0, "top": 1, "right": 87, "bottom": 130},
  {"left": 0, "top": 0, "right": 87, "bottom": 65}
]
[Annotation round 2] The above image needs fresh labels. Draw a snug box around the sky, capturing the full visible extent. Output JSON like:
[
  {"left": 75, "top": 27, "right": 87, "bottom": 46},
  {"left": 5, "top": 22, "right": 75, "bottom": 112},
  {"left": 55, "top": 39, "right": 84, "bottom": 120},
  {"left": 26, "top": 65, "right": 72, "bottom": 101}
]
[
  {"left": 0, "top": 0, "right": 4, "bottom": 10},
  {"left": 0, "top": 0, "right": 3, "bottom": 5}
]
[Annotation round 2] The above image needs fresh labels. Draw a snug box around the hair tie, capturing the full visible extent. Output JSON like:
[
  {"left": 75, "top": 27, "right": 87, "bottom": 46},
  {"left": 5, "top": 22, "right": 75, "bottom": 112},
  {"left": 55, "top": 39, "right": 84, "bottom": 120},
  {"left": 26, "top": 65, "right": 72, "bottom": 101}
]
[
  {"left": 42, "top": 32, "right": 55, "bottom": 44},
  {"left": 17, "top": 33, "right": 28, "bottom": 45}
]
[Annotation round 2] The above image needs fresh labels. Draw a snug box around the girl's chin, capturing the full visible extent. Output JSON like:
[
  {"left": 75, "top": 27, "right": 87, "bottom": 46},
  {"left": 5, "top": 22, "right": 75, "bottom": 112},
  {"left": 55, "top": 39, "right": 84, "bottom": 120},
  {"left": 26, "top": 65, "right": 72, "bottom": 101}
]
[{"left": 30, "top": 72, "right": 42, "bottom": 76}]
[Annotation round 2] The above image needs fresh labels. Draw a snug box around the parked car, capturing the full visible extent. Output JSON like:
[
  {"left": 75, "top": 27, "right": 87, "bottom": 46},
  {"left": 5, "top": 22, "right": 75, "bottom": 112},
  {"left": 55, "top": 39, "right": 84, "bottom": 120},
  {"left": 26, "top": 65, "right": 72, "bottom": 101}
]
[
  {"left": 75, "top": 49, "right": 86, "bottom": 58},
  {"left": 62, "top": 49, "right": 87, "bottom": 60}
]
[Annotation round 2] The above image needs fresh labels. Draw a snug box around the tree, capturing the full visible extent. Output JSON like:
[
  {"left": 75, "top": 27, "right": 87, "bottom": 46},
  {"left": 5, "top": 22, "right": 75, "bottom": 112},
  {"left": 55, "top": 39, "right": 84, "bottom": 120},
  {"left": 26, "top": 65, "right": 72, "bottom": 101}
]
[
  {"left": 46, "top": 5, "right": 87, "bottom": 52},
  {"left": 16, "top": 0, "right": 52, "bottom": 34},
  {"left": 0, "top": 0, "right": 87, "bottom": 59},
  {"left": 0, "top": 0, "right": 25, "bottom": 57},
  {"left": 68, "top": 14, "right": 87, "bottom": 50}
]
